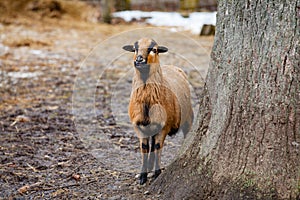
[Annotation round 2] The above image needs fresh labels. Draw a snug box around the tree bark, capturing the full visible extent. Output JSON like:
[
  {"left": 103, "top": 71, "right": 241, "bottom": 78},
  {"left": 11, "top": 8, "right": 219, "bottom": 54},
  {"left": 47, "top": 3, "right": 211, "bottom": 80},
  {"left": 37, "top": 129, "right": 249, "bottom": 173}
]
[{"left": 150, "top": 0, "right": 300, "bottom": 199}]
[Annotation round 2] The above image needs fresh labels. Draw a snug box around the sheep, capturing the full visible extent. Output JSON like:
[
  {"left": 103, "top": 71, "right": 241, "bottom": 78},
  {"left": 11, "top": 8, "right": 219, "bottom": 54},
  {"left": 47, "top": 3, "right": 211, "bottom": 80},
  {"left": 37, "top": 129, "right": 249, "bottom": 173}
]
[{"left": 123, "top": 38, "right": 194, "bottom": 185}]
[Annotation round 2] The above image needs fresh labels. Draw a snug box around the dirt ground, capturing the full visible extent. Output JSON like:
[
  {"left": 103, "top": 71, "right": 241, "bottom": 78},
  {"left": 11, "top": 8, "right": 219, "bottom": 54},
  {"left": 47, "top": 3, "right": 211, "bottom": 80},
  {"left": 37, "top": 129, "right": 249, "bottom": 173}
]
[{"left": 0, "top": 2, "right": 213, "bottom": 199}]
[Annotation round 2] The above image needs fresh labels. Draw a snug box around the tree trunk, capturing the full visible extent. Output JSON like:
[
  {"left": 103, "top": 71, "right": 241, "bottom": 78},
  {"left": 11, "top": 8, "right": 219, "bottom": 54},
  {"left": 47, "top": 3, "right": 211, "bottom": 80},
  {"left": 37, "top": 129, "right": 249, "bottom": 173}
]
[
  {"left": 150, "top": 0, "right": 300, "bottom": 199},
  {"left": 101, "top": 0, "right": 113, "bottom": 23}
]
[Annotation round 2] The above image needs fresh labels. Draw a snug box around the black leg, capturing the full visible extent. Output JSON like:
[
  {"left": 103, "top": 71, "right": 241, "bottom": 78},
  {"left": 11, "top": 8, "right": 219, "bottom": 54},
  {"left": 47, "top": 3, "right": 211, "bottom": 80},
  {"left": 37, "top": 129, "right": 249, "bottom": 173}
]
[
  {"left": 140, "top": 138, "right": 149, "bottom": 185},
  {"left": 148, "top": 136, "right": 156, "bottom": 172},
  {"left": 146, "top": 131, "right": 166, "bottom": 181},
  {"left": 140, "top": 172, "right": 148, "bottom": 185},
  {"left": 153, "top": 142, "right": 162, "bottom": 180},
  {"left": 152, "top": 169, "right": 161, "bottom": 179}
]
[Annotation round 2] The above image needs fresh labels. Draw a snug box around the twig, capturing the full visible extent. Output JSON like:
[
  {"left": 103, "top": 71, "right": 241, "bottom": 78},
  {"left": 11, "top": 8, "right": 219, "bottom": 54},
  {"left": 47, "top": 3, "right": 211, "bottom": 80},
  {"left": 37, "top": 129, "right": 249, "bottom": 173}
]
[{"left": 26, "top": 163, "right": 38, "bottom": 172}]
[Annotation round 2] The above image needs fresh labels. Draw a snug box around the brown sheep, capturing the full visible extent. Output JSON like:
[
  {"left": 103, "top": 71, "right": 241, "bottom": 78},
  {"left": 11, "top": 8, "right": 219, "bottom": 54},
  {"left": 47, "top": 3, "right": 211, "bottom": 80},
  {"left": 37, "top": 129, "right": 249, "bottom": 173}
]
[{"left": 123, "top": 38, "right": 194, "bottom": 185}]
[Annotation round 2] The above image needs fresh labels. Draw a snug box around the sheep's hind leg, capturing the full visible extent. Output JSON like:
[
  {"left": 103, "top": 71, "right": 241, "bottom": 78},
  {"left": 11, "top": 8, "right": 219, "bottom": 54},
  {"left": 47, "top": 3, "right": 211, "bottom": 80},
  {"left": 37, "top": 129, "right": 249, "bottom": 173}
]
[
  {"left": 139, "top": 138, "right": 149, "bottom": 185},
  {"left": 182, "top": 109, "right": 194, "bottom": 138}
]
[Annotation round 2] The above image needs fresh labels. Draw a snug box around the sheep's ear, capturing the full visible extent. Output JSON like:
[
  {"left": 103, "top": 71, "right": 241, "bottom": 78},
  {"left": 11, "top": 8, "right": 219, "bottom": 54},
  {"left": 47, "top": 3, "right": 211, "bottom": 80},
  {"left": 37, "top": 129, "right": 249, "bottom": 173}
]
[
  {"left": 158, "top": 46, "right": 168, "bottom": 53},
  {"left": 122, "top": 45, "right": 135, "bottom": 52}
]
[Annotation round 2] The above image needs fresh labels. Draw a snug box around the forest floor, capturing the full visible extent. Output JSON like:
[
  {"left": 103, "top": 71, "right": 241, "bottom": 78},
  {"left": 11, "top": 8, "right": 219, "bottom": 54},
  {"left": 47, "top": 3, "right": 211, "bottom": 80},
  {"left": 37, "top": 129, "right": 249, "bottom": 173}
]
[{"left": 0, "top": 2, "right": 213, "bottom": 199}]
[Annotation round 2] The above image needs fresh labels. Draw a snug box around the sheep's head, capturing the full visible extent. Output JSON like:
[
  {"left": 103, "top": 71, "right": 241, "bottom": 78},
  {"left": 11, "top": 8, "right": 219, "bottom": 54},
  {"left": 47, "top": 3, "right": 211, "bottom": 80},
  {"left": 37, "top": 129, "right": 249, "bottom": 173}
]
[{"left": 123, "top": 38, "right": 168, "bottom": 70}]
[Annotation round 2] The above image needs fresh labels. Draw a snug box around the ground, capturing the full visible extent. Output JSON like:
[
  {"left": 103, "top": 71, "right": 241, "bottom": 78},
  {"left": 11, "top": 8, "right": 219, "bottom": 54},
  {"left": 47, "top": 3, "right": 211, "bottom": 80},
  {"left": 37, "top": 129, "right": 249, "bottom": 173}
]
[{"left": 0, "top": 3, "right": 213, "bottom": 199}]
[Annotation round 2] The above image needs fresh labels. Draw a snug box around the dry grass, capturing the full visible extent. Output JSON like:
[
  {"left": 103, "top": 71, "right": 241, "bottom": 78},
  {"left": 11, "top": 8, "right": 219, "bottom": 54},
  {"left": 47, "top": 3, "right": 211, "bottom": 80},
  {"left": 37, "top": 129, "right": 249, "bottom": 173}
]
[
  {"left": 3, "top": 37, "right": 51, "bottom": 47},
  {"left": 0, "top": 0, "right": 99, "bottom": 24}
]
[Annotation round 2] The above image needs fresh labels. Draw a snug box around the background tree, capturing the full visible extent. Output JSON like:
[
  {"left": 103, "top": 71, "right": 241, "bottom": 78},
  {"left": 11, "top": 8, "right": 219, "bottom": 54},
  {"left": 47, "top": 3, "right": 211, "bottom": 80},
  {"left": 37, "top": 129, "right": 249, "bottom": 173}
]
[
  {"left": 101, "top": 0, "right": 113, "bottom": 23},
  {"left": 151, "top": 0, "right": 300, "bottom": 199}
]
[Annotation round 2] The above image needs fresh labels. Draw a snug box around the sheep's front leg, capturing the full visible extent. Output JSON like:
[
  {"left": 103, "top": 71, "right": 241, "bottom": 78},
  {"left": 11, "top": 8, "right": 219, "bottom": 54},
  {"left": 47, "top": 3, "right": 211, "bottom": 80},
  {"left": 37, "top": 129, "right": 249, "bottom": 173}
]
[
  {"left": 152, "top": 132, "right": 167, "bottom": 179},
  {"left": 147, "top": 135, "right": 156, "bottom": 172},
  {"left": 139, "top": 137, "right": 149, "bottom": 185}
]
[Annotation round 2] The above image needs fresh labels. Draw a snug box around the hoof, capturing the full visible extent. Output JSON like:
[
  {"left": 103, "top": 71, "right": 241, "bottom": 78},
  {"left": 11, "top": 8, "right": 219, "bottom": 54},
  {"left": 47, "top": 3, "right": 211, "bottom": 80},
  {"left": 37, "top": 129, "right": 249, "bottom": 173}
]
[
  {"left": 139, "top": 172, "right": 148, "bottom": 185},
  {"left": 152, "top": 169, "right": 161, "bottom": 179}
]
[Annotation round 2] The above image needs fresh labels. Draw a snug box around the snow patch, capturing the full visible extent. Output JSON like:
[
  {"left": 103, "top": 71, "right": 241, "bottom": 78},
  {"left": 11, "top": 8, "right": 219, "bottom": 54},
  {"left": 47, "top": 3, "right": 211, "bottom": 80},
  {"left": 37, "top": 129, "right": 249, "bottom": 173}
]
[
  {"left": 7, "top": 71, "right": 43, "bottom": 79},
  {"left": 113, "top": 11, "right": 216, "bottom": 35},
  {"left": 30, "top": 49, "right": 43, "bottom": 55},
  {"left": 0, "top": 44, "right": 9, "bottom": 56}
]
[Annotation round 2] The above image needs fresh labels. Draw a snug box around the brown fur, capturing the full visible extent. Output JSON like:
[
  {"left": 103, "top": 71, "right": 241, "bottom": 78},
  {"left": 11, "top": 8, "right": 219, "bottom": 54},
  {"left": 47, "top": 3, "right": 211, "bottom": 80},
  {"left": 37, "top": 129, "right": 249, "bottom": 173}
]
[{"left": 129, "top": 82, "right": 181, "bottom": 137}]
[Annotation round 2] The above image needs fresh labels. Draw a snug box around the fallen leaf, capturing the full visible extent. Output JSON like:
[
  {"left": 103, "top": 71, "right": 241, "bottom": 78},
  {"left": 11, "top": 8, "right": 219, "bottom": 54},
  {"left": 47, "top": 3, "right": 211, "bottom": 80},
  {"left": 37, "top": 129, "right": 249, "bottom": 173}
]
[
  {"left": 10, "top": 115, "right": 30, "bottom": 126},
  {"left": 72, "top": 174, "right": 80, "bottom": 181},
  {"left": 18, "top": 185, "right": 30, "bottom": 194}
]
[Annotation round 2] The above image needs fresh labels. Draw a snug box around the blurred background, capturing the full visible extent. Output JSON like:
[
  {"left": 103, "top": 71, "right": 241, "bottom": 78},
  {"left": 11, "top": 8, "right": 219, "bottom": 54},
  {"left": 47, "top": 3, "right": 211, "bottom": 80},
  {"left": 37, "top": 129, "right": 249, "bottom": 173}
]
[
  {"left": 0, "top": 0, "right": 217, "bottom": 35},
  {"left": 108, "top": 0, "right": 217, "bottom": 11}
]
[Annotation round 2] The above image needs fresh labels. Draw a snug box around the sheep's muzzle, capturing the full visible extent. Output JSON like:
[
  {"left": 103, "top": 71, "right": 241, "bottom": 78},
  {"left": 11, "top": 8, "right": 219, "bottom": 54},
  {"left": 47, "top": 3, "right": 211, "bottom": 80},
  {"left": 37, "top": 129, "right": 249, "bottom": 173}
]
[
  {"left": 134, "top": 55, "right": 148, "bottom": 69},
  {"left": 134, "top": 62, "right": 149, "bottom": 70},
  {"left": 134, "top": 56, "right": 150, "bottom": 83}
]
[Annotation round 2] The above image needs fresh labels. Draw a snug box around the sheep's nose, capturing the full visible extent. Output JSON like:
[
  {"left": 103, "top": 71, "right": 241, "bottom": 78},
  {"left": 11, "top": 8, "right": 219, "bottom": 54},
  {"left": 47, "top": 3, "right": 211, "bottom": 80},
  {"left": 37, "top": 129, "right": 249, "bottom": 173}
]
[{"left": 136, "top": 55, "right": 144, "bottom": 63}]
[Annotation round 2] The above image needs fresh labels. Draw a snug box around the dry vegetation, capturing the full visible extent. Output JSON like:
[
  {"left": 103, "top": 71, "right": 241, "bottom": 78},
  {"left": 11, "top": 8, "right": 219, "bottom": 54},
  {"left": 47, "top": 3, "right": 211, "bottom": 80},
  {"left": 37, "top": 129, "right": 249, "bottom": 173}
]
[{"left": 0, "top": 0, "right": 97, "bottom": 22}]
